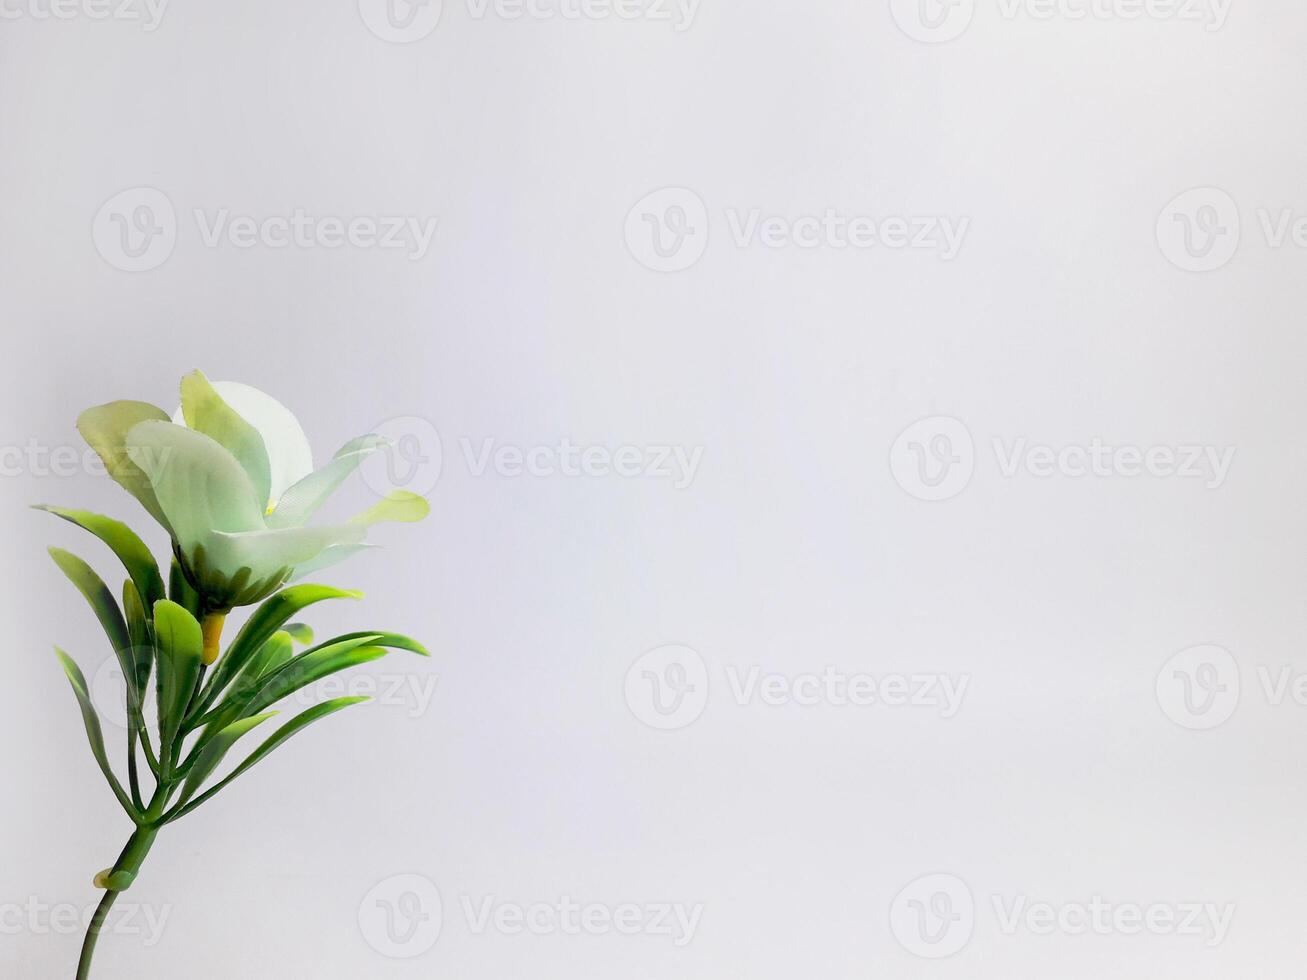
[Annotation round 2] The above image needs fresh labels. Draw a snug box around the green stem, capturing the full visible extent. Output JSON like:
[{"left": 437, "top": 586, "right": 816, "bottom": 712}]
[
  {"left": 76, "top": 827, "right": 158, "bottom": 979},
  {"left": 75, "top": 889, "right": 118, "bottom": 980}
]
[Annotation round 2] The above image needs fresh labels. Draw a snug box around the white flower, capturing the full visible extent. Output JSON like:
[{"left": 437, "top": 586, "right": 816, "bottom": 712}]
[{"left": 78, "top": 371, "right": 427, "bottom": 611}]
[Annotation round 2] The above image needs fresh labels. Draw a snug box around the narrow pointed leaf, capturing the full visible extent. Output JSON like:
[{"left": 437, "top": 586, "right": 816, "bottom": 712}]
[
  {"left": 196, "top": 636, "right": 385, "bottom": 740},
  {"left": 54, "top": 649, "right": 138, "bottom": 819},
  {"left": 166, "top": 697, "right": 368, "bottom": 822},
  {"left": 122, "top": 580, "right": 153, "bottom": 698},
  {"left": 228, "top": 631, "right": 295, "bottom": 704},
  {"left": 48, "top": 548, "right": 130, "bottom": 655},
  {"left": 326, "top": 630, "right": 429, "bottom": 657},
  {"left": 193, "top": 584, "right": 362, "bottom": 719},
  {"left": 171, "top": 711, "right": 277, "bottom": 815},
  {"left": 34, "top": 506, "right": 164, "bottom": 607}
]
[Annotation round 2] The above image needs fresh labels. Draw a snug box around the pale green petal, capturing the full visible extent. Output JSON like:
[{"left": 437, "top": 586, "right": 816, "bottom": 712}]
[
  {"left": 265, "top": 435, "right": 387, "bottom": 530},
  {"left": 125, "top": 421, "right": 265, "bottom": 553},
  {"left": 77, "top": 400, "right": 171, "bottom": 528},
  {"left": 288, "top": 544, "right": 377, "bottom": 581},
  {"left": 207, "top": 523, "right": 368, "bottom": 589},
  {"left": 179, "top": 371, "right": 272, "bottom": 511},
  {"left": 172, "top": 380, "right": 313, "bottom": 502},
  {"left": 349, "top": 491, "right": 430, "bottom": 527}
]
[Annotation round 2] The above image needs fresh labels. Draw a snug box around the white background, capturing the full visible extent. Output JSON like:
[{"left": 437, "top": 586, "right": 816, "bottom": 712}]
[{"left": 3, "top": 0, "right": 1307, "bottom": 976}]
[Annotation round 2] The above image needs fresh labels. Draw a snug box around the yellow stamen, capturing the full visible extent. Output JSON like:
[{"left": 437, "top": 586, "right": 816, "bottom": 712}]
[{"left": 201, "top": 612, "right": 227, "bottom": 666}]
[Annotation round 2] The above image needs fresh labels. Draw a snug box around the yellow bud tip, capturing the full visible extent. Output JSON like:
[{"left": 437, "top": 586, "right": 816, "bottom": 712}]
[
  {"left": 201, "top": 612, "right": 227, "bottom": 666},
  {"left": 93, "top": 870, "right": 112, "bottom": 889}
]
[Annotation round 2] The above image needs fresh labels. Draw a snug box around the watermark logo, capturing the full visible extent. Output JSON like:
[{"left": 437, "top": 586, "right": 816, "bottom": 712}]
[
  {"left": 0, "top": 0, "right": 170, "bottom": 29},
  {"left": 358, "top": 0, "right": 443, "bottom": 42},
  {"left": 889, "top": 416, "right": 975, "bottom": 502},
  {"left": 625, "top": 190, "right": 969, "bottom": 271},
  {"left": 461, "top": 438, "right": 703, "bottom": 488},
  {"left": 359, "top": 874, "right": 443, "bottom": 958},
  {"left": 292, "top": 671, "right": 440, "bottom": 718},
  {"left": 890, "top": 873, "right": 974, "bottom": 958},
  {"left": 890, "top": 417, "right": 1236, "bottom": 500},
  {"left": 624, "top": 188, "right": 710, "bottom": 273},
  {"left": 992, "top": 894, "right": 1233, "bottom": 946},
  {"left": 93, "top": 187, "right": 176, "bottom": 272},
  {"left": 889, "top": 0, "right": 975, "bottom": 43},
  {"left": 462, "top": 896, "right": 703, "bottom": 945},
  {"left": 624, "top": 645, "right": 710, "bottom": 730},
  {"left": 1156, "top": 644, "right": 1240, "bottom": 730},
  {"left": 0, "top": 897, "right": 171, "bottom": 944},
  {"left": 94, "top": 188, "right": 439, "bottom": 271},
  {"left": 893, "top": 0, "right": 1231, "bottom": 41},
  {"left": 360, "top": 416, "right": 444, "bottom": 499},
  {"left": 1156, "top": 187, "right": 1240, "bottom": 272},
  {"left": 891, "top": 873, "right": 1234, "bottom": 955},
  {"left": 725, "top": 667, "right": 968, "bottom": 716},
  {"left": 465, "top": 0, "right": 701, "bottom": 29}
]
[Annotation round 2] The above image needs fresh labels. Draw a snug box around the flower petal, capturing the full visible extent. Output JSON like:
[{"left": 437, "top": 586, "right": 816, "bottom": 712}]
[
  {"left": 172, "top": 379, "right": 313, "bottom": 504},
  {"left": 125, "top": 421, "right": 265, "bottom": 553},
  {"left": 179, "top": 371, "right": 272, "bottom": 511},
  {"left": 265, "top": 435, "right": 388, "bottom": 530},
  {"left": 207, "top": 524, "right": 368, "bottom": 590},
  {"left": 77, "top": 400, "right": 172, "bottom": 528},
  {"left": 349, "top": 490, "right": 430, "bottom": 527},
  {"left": 288, "top": 544, "right": 378, "bottom": 581}
]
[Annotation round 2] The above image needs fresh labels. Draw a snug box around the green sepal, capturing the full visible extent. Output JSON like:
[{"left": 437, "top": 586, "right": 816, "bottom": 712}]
[{"left": 168, "top": 557, "right": 201, "bottom": 618}]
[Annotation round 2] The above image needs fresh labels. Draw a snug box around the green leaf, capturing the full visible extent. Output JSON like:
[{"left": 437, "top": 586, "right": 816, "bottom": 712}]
[
  {"left": 244, "top": 640, "right": 387, "bottom": 717},
  {"left": 154, "top": 600, "right": 204, "bottom": 761},
  {"left": 165, "top": 697, "right": 368, "bottom": 823},
  {"left": 325, "top": 630, "right": 429, "bottom": 657},
  {"left": 170, "top": 711, "right": 277, "bottom": 816},
  {"left": 196, "top": 635, "right": 385, "bottom": 740},
  {"left": 54, "top": 649, "right": 138, "bottom": 820},
  {"left": 227, "top": 630, "right": 294, "bottom": 703},
  {"left": 283, "top": 622, "right": 314, "bottom": 645},
  {"left": 34, "top": 506, "right": 165, "bottom": 608},
  {"left": 47, "top": 548, "right": 130, "bottom": 656},
  {"left": 192, "top": 584, "right": 362, "bottom": 720},
  {"left": 122, "top": 580, "right": 153, "bottom": 699}
]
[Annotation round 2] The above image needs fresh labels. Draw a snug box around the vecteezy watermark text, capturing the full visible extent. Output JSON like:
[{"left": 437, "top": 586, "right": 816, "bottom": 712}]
[
  {"left": 0, "top": 897, "right": 172, "bottom": 945},
  {"left": 624, "top": 188, "right": 968, "bottom": 272},
  {"left": 890, "top": 0, "right": 1231, "bottom": 44},
  {"left": 890, "top": 416, "right": 1235, "bottom": 502},
  {"left": 624, "top": 645, "right": 970, "bottom": 731},
  {"left": 93, "top": 188, "right": 439, "bottom": 272},
  {"left": 890, "top": 872, "right": 1234, "bottom": 959},
  {"left": 0, "top": 0, "right": 169, "bottom": 29},
  {"left": 462, "top": 896, "right": 703, "bottom": 946}
]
